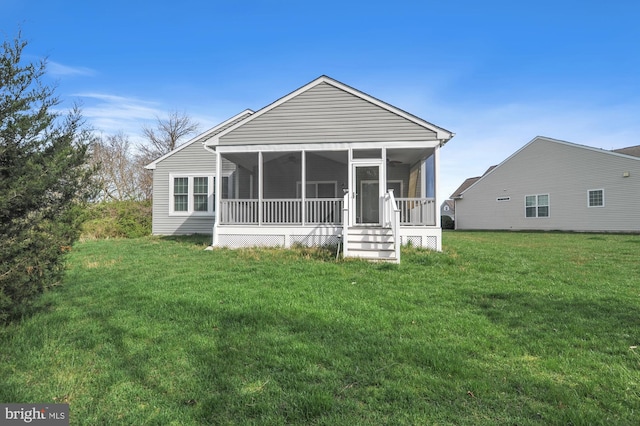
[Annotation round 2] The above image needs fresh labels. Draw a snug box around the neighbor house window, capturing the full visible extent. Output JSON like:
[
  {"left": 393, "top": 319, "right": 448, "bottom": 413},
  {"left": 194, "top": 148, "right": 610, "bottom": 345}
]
[
  {"left": 170, "top": 174, "right": 215, "bottom": 215},
  {"left": 525, "top": 194, "right": 549, "bottom": 218},
  {"left": 588, "top": 189, "right": 604, "bottom": 207}
]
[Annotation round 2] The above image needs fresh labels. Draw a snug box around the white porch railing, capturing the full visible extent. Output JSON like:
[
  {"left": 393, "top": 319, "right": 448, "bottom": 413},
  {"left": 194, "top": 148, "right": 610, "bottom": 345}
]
[
  {"left": 220, "top": 199, "right": 259, "bottom": 224},
  {"left": 306, "top": 199, "right": 343, "bottom": 224},
  {"left": 219, "top": 198, "right": 434, "bottom": 226},
  {"left": 383, "top": 189, "right": 401, "bottom": 262},
  {"left": 396, "top": 198, "right": 436, "bottom": 226},
  {"left": 262, "top": 199, "right": 302, "bottom": 224},
  {"left": 219, "top": 199, "right": 343, "bottom": 225}
]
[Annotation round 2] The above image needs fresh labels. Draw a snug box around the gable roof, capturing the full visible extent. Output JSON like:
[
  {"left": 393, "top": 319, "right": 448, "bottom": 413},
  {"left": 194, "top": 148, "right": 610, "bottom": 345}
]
[
  {"left": 451, "top": 177, "right": 481, "bottom": 199},
  {"left": 450, "top": 165, "right": 497, "bottom": 199},
  {"left": 613, "top": 145, "right": 640, "bottom": 158},
  {"left": 454, "top": 136, "right": 640, "bottom": 198},
  {"left": 144, "top": 109, "right": 254, "bottom": 170},
  {"left": 205, "top": 75, "right": 454, "bottom": 146}
]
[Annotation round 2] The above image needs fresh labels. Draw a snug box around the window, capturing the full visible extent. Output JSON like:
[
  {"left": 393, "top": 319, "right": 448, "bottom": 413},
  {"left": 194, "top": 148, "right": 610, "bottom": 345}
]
[
  {"left": 170, "top": 175, "right": 215, "bottom": 215},
  {"left": 588, "top": 189, "right": 604, "bottom": 207},
  {"left": 193, "top": 177, "right": 209, "bottom": 212},
  {"left": 173, "top": 177, "right": 188, "bottom": 212},
  {"left": 296, "top": 181, "right": 337, "bottom": 198},
  {"left": 525, "top": 194, "right": 549, "bottom": 218}
]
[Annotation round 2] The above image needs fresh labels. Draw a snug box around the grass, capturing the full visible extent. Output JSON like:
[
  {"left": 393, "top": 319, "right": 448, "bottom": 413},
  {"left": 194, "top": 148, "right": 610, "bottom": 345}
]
[{"left": 1, "top": 232, "right": 639, "bottom": 425}]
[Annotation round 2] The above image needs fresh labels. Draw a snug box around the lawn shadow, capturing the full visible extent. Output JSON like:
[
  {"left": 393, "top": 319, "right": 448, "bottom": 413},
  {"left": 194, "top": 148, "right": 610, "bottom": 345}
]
[
  {"left": 184, "top": 305, "right": 475, "bottom": 423},
  {"left": 469, "top": 289, "right": 640, "bottom": 356}
]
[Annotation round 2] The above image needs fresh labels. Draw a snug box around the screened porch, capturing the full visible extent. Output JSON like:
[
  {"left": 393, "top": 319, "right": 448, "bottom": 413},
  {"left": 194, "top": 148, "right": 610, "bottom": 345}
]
[{"left": 216, "top": 148, "right": 437, "bottom": 227}]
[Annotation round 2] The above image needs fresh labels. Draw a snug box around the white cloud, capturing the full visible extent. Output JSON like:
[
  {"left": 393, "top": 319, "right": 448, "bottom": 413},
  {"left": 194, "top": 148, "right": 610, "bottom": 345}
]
[
  {"left": 48, "top": 61, "right": 96, "bottom": 77},
  {"left": 74, "top": 92, "right": 166, "bottom": 143}
]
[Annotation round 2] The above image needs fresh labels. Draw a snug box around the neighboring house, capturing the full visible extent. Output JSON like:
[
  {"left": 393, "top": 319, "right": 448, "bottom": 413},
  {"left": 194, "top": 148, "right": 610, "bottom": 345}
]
[
  {"left": 453, "top": 136, "right": 640, "bottom": 232},
  {"left": 440, "top": 199, "right": 455, "bottom": 220},
  {"left": 145, "top": 75, "right": 454, "bottom": 261}
]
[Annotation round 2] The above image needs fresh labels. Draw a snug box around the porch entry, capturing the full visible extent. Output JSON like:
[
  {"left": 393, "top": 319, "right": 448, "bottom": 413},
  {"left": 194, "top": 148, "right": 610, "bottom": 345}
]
[{"left": 354, "top": 163, "right": 382, "bottom": 225}]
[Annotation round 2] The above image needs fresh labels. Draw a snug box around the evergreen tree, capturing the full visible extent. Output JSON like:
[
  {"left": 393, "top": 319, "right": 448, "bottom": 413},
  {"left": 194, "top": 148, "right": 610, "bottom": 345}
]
[{"left": 0, "top": 34, "right": 96, "bottom": 322}]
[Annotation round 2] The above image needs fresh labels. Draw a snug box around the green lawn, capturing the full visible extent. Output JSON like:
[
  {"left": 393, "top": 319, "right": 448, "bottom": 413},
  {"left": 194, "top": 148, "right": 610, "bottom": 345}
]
[{"left": 1, "top": 232, "right": 639, "bottom": 425}]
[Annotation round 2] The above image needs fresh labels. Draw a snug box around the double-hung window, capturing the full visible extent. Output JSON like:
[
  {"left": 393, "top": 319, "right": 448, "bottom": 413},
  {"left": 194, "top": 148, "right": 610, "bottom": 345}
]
[
  {"left": 525, "top": 194, "right": 549, "bottom": 218},
  {"left": 588, "top": 189, "right": 604, "bottom": 207},
  {"left": 170, "top": 174, "right": 215, "bottom": 215}
]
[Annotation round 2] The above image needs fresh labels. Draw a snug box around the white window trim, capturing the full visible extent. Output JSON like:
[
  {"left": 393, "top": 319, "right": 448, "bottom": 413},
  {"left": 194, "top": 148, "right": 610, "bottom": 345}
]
[
  {"left": 169, "top": 174, "right": 215, "bottom": 216},
  {"left": 525, "top": 193, "right": 550, "bottom": 218},
  {"left": 296, "top": 181, "right": 338, "bottom": 198},
  {"left": 587, "top": 189, "right": 605, "bottom": 208}
]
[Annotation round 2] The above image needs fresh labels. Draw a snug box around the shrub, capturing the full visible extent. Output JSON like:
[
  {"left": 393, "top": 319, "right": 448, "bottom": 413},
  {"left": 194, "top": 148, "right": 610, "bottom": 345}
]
[
  {"left": 0, "top": 35, "right": 96, "bottom": 323},
  {"left": 441, "top": 215, "right": 455, "bottom": 229},
  {"left": 81, "top": 200, "right": 152, "bottom": 239}
]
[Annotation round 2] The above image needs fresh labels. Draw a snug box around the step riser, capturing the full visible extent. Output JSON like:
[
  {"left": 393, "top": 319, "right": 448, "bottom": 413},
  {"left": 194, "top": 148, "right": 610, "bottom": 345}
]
[
  {"left": 344, "top": 227, "right": 398, "bottom": 261},
  {"left": 347, "top": 242, "right": 394, "bottom": 251},
  {"left": 348, "top": 250, "right": 396, "bottom": 259},
  {"left": 348, "top": 229, "right": 393, "bottom": 237}
]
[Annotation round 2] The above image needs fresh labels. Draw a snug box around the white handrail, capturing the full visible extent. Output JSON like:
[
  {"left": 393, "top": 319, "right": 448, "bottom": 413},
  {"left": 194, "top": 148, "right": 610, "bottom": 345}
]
[
  {"left": 384, "top": 189, "right": 401, "bottom": 262},
  {"left": 342, "top": 190, "right": 350, "bottom": 258}
]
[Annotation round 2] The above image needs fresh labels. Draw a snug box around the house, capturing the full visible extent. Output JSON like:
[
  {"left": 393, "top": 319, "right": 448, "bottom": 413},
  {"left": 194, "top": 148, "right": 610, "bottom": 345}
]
[
  {"left": 145, "top": 75, "right": 454, "bottom": 261},
  {"left": 453, "top": 136, "right": 640, "bottom": 232},
  {"left": 440, "top": 200, "right": 455, "bottom": 220}
]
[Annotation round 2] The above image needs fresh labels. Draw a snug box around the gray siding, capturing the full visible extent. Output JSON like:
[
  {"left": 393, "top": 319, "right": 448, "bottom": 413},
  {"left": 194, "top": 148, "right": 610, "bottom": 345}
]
[
  {"left": 456, "top": 138, "right": 640, "bottom": 232},
  {"left": 219, "top": 82, "right": 438, "bottom": 145},
  {"left": 152, "top": 142, "right": 235, "bottom": 235}
]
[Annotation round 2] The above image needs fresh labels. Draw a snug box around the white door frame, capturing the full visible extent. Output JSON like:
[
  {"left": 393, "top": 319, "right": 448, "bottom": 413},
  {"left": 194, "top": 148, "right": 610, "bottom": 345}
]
[{"left": 351, "top": 162, "right": 383, "bottom": 226}]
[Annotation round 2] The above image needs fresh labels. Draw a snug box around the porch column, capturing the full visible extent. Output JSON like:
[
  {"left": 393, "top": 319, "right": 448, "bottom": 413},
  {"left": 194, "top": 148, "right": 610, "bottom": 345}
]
[
  {"left": 301, "top": 150, "right": 306, "bottom": 226},
  {"left": 258, "top": 151, "right": 263, "bottom": 225},
  {"left": 213, "top": 150, "right": 222, "bottom": 245},
  {"left": 433, "top": 145, "right": 441, "bottom": 228}
]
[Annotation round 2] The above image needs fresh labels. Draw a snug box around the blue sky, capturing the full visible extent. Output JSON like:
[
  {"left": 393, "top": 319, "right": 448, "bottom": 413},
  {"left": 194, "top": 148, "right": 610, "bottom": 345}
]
[{"left": 3, "top": 0, "right": 640, "bottom": 201}]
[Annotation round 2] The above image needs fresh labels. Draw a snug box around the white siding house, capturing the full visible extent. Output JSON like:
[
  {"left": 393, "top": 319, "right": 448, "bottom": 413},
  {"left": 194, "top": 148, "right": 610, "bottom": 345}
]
[
  {"left": 454, "top": 136, "right": 640, "bottom": 232},
  {"left": 145, "top": 76, "right": 455, "bottom": 261}
]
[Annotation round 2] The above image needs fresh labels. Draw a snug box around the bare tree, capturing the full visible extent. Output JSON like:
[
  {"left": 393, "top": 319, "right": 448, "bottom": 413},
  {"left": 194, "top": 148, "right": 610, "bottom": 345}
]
[
  {"left": 91, "top": 132, "right": 146, "bottom": 201},
  {"left": 140, "top": 110, "right": 199, "bottom": 159}
]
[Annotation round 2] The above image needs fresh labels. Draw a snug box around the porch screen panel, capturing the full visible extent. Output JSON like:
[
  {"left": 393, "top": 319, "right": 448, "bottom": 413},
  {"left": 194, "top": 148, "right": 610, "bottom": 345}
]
[
  {"left": 305, "top": 151, "right": 347, "bottom": 224},
  {"left": 263, "top": 152, "right": 301, "bottom": 199}
]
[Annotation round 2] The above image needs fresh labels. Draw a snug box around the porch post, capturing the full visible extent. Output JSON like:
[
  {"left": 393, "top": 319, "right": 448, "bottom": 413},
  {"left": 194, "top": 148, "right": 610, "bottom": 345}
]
[
  {"left": 301, "top": 150, "right": 306, "bottom": 226},
  {"left": 346, "top": 149, "right": 353, "bottom": 227},
  {"left": 381, "top": 147, "right": 387, "bottom": 193},
  {"left": 433, "top": 145, "right": 441, "bottom": 229},
  {"left": 213, "top": 150, "right": 221, "bottom": 246},
  {"left": 258, "top": 151, "right": 263, "bottom": 225}
]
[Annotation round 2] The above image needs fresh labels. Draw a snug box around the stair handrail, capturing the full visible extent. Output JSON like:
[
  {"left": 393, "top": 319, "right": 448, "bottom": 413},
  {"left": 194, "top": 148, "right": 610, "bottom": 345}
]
[{"left": 384, "top": 189, "right": 401, "bottom": 262}]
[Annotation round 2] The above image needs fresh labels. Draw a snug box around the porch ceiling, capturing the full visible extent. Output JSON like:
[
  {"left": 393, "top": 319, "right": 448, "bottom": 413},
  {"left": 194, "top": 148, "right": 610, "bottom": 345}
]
[{"left": 386, "top": 148, "right": 434, "bottom": 167}]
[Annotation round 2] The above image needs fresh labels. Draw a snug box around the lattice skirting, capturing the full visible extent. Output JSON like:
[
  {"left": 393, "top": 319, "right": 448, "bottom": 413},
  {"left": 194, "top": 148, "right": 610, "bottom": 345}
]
[
  {"left": 400, "top": 235, "right": 438, "bottom": 250},
  {"left": 217, "top": 234, "right": 285, "bottom": 248},
  {"left": 290, "top": 234, "right": 341, "bottom": 247}
]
